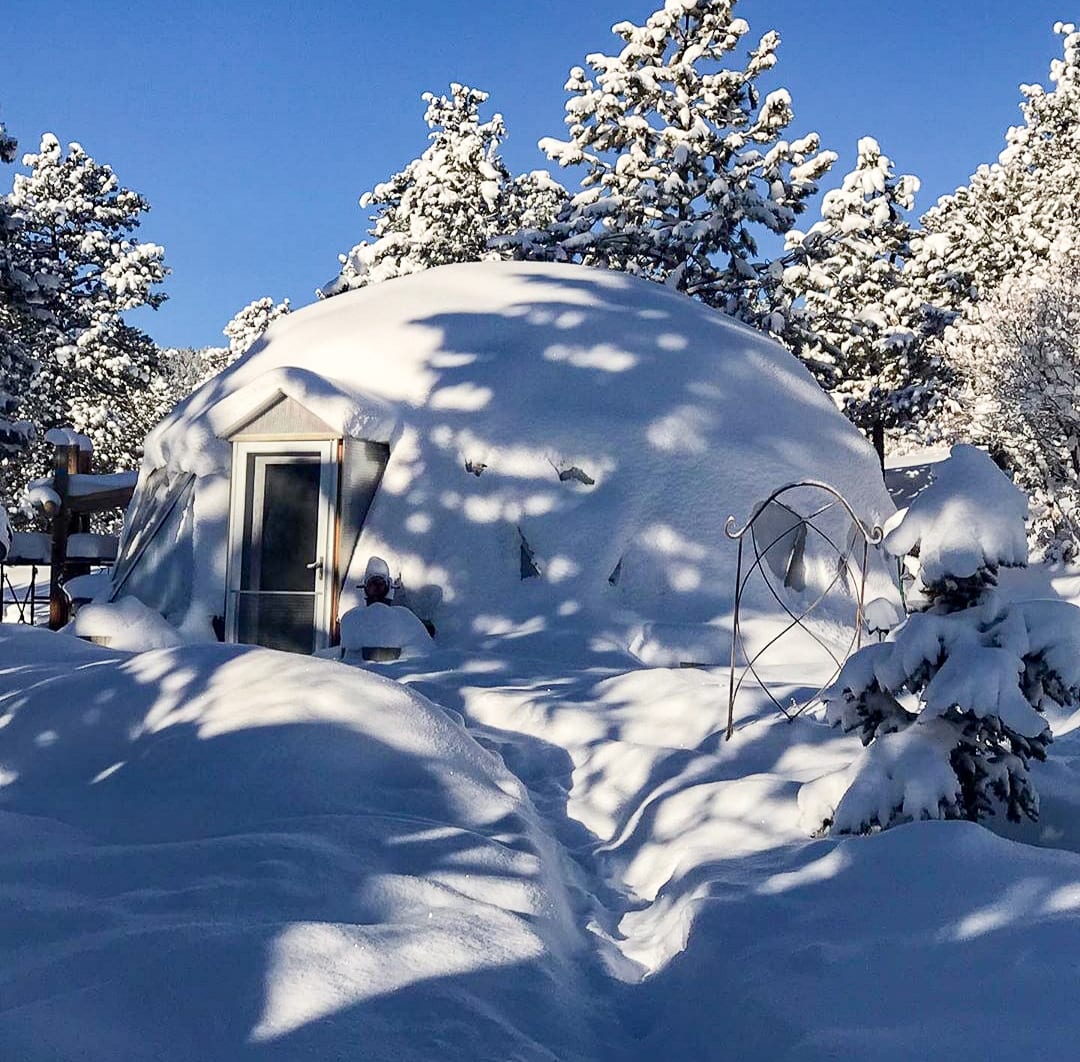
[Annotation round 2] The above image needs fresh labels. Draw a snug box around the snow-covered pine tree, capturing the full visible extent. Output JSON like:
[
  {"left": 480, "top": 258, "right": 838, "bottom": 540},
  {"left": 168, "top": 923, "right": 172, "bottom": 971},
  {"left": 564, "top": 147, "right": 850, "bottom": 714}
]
[
  {"left": 322, "top": 84, "right": 566, "bottom": 296},
  {"left": 0, "top": 109, "right": 40, "bottom": 464},
  {"left": 157, "top": 297, "right": 289, "bottom": 407},
  {"left": 800, "top": 447, "right": 1072, "bottom": 835},
  {"left": 2, "top": 134, "right": 168, "bottom": 500},
  {"left": 911, "top": 22, "right": 1080, "bottom": 316},
  {"left": 511, "top": 0, "right": 833, "bottom": 324},
  {"left": 223, "top": 296, "right": 289, "bottom": 359},
  {"left": 782, "top": 138, "right": 947, "bottom": 460},
  {"left": 156, "top": 346, "right": 223, "bottom": 405},
  {"left": 906, "top": 24, "right": 1080, "bottom": 551}
]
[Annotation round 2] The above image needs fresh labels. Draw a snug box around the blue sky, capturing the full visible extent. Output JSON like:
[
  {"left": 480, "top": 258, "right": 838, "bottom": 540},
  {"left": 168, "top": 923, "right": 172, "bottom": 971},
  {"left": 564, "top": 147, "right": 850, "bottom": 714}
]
[{"left": 2, "top": 1, "right": 1069, "bottom": 348}]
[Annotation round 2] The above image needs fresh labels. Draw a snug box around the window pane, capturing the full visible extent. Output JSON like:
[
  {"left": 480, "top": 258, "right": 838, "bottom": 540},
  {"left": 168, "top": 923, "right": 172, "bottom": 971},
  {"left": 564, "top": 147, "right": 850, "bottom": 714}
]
[{"left": 242, "top": 459, "right": 321, "bottom": 592}]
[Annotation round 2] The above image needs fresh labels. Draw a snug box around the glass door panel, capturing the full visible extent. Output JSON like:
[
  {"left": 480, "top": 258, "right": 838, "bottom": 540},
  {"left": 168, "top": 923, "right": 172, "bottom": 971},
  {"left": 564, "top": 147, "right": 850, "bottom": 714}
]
[{"left": 227, "top": 442, "right": 336, "bottom": 654}]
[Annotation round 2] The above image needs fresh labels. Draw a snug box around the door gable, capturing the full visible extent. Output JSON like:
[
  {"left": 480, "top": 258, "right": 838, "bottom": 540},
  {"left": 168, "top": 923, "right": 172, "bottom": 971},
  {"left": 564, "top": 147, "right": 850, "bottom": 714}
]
[{"left": 225, "top": 392, "right": 339, "bottom": 441}]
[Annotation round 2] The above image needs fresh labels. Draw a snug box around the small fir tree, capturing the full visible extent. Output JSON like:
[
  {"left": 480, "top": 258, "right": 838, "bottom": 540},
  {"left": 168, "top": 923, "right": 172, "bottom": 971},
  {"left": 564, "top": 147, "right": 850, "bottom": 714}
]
[{"left": 802, "top": 447, "right": 1071, "bottom": 835}]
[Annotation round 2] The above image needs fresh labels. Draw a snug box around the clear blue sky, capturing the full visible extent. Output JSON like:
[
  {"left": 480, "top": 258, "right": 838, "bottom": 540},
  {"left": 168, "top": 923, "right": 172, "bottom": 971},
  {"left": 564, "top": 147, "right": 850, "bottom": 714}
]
[{"left": 2, "top": 1, "right": 1069, "bottom": 348}]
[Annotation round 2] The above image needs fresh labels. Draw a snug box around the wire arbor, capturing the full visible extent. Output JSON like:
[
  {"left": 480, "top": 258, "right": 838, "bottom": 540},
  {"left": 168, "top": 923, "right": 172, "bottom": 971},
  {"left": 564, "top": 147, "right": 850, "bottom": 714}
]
[{"left": 724, "top": 481, "right": 884, "bottom": 740}]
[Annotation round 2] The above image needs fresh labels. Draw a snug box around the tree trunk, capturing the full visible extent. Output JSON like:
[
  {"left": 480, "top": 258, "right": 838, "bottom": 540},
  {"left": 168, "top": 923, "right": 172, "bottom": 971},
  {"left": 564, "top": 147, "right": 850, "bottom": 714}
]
[{"left": 871, "top": 419, "right": 885, "bottom": 472}]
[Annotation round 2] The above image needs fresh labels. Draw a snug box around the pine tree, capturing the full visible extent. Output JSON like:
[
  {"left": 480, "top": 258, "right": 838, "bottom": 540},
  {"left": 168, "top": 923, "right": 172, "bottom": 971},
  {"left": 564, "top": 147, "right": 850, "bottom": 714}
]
[
  {"left": 909, "top": 23, "right": 1080, "bottom": 552},
  {"left": 158, "top": 296, "right": 290, "bottom": 408},
  {"left": 0, "top": 109, "right": 40, "bottom": 463},
  {"left": 322, "top": 84, "right": 566, "bottom": 296},
  {"left": 2, "top": 134, "right": 168, "bottom": 499},
  {"left": 222, "top": 295, "right": 290, "bottom": 358},
  {"left": 911, "top": 22, "right": 1080, "bottom": 316},
  {"left": 511, "top": 0, "right": 833, "bottom": 324},
  {"left": 806, "top": 448, "right": 1067, "bottom": 834},
  {"left": 782, "top": 138, "right": 947, "bottom": 459}
]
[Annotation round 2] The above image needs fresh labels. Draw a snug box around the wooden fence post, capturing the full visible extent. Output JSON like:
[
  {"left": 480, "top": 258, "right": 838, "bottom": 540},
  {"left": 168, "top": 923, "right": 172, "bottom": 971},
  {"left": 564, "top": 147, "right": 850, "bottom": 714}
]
[{"left": 48, "top": 441, "right": 76, "bottom": 630}]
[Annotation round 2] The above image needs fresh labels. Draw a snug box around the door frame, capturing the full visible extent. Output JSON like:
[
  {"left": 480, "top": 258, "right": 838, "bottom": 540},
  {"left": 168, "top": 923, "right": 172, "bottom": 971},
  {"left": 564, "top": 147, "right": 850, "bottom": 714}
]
[{"left": 224, "top": 438, "right": 339, "bottom": 651}]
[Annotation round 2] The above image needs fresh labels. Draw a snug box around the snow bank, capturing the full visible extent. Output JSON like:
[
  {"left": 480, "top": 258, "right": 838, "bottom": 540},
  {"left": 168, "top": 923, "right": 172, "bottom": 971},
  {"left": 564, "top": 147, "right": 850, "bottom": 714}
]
[
  {"left": 125, "top": 261, "right": 895, "bottom": 647},
  {"left": 0, "top": 627, "right": 614, "bottom": 1061}
]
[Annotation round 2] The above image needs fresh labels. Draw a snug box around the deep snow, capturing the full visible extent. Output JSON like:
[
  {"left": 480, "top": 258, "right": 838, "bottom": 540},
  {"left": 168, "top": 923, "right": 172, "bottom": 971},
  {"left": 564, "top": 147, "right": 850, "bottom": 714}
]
[
  {"left": 5, "top": 616, "right": 1080, "bottom": 1060},
  {"left": 0, "top": 627, "right": 622, "bottom": 1060},
  {"left": 6, "top": 419, "right": 1080, "bottom": 1058}
]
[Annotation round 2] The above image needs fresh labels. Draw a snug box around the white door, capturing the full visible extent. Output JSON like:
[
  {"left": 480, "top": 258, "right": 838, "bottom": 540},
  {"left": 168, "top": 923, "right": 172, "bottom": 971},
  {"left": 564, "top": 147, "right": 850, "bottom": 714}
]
[{"left": 225, "top": 440, "right": 338, "bottom": 653}]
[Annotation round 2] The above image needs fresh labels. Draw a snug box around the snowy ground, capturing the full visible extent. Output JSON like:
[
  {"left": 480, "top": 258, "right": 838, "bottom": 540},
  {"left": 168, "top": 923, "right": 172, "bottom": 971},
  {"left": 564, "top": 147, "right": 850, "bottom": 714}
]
[
  {"left": 3, "top": 448, "right": 1080, "bottom": 1059},
  {"left": 4, "top": 611, "right": 1080, "bottom": 1059}
]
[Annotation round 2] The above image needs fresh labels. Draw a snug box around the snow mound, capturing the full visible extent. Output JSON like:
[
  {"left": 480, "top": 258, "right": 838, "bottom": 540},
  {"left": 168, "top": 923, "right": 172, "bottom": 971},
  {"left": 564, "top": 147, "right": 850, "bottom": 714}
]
[
  {"left": 128, "top": 261, "right": 894, "bottom": 646},
  {"left": 65, "top": 594, "right": 191, "bottom": 651},
  {"left": 338, "top": 601, "right": 433, "bottom": 657},
  {"left": 0, "top": 627, "right": 614, "bottom": 1061}
]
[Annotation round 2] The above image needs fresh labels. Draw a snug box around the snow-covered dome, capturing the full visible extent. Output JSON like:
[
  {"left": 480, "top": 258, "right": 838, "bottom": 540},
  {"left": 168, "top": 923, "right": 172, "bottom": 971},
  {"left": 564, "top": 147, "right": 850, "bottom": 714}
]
[{"left": 120, "top": 262, "right": 894, "bottom": 653}]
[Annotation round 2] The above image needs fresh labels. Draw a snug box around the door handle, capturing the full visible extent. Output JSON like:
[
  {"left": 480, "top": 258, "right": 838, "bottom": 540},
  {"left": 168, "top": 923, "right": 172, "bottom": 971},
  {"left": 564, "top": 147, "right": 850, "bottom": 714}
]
[{"left": 306, "top": 558, "right": 324, "bottom": 579}]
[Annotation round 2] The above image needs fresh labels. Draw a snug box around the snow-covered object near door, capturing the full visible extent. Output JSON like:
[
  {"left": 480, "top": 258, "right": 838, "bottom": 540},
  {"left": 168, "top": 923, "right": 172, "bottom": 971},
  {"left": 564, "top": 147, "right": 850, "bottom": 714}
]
[
  {"left": 113, "top": 261, "right": 894, "bottom": 651},
  {"left": 338, "top": 602, "right": 433, "bottom": 660}
]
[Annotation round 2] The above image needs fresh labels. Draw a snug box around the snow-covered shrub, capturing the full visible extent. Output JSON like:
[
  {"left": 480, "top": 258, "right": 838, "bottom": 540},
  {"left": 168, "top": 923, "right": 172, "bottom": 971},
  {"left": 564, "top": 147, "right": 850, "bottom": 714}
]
[{"left": 802, "top": 446, "right": 1074, "bottom": 834}]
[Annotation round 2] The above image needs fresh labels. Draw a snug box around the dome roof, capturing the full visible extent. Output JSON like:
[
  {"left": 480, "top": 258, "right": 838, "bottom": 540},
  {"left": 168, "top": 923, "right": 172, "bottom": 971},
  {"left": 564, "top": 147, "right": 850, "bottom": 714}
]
[{"left": 138, "top": 262, "right": 895, "bottom": 647}]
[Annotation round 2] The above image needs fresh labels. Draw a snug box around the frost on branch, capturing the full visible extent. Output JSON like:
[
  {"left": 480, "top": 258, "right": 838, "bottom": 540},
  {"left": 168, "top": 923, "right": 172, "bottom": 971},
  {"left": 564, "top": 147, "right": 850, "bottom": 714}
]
[
  {"left": 800, "top": 456, "right": 1072, "bottom": 835},
  {"left": 940, "top": 263, "right": 1080, "bottom": 559}
]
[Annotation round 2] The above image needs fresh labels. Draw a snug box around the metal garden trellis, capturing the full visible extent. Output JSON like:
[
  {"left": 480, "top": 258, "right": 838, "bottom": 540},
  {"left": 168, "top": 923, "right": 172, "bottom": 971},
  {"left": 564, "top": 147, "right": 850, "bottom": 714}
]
[{"left": 723, "top": 480, "right": 884, "bottom": 740}]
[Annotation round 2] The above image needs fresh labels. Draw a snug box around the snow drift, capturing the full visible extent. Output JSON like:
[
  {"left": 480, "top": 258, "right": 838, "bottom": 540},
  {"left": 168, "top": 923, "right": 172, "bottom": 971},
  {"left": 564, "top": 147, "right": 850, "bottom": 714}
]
[{"left": 0, "top": 625, "right": 617, "bottom": 1060}]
